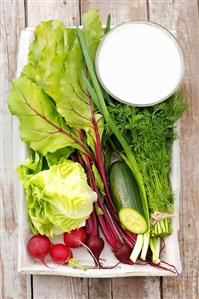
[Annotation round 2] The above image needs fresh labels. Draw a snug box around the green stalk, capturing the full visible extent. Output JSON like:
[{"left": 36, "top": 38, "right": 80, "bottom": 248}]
[
  {"left": 149, "top": 237, "right": 161, "bottom": 264},
  {"left": 151, "top": 218, "right": 172, "bottom": 237},
  {"left": 83, "top": 74, "right": 100, "bottom": 110},
  {"left": 105, "top": 14, "right": 111, "bottom": 34},
  {"left": 76, "top": 26, "right": 149, "bottom": 226}
]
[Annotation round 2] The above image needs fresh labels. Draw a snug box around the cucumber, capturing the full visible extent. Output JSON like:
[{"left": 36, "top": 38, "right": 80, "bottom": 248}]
[
  {"left": 109, "top": 161, "right": 144, "bottom": 214},
  {"left": 109, "top": 161, "right": 147, "bottom": 234},
  {"left": 119, "top": 208, "right": 147, "bottom": 234}
]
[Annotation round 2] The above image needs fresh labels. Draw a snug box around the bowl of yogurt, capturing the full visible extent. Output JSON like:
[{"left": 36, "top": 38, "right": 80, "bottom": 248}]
[{"left": 96, "top": 21, "right": 184, "bottom": 106}]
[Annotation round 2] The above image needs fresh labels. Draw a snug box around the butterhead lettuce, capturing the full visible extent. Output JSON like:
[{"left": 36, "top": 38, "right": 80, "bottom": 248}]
[{"left": 20, "top": 159, "right": 96, "bottom": 236}]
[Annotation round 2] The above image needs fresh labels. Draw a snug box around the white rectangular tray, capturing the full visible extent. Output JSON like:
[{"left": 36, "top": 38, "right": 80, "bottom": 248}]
[{"left": 13, "top": 28, "right": 182, "bottom": 277}]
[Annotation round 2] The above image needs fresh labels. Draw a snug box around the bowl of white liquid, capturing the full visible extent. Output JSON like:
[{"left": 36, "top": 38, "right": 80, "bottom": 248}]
[{"left": 95, "top": 21, "right": 184, "bottom": 106}]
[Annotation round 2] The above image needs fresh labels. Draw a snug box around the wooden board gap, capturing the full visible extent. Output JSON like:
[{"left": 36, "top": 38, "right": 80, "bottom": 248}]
[
  {"left": 146, "top": 0, "right": 150, "bottom": 21},
  {"left": 79, "top": 0, "right": 82, "bottom": 25},
  {"left": 24, "top": 0, "right": 28, "bottom": 27},
  {"left": 31, "top": 275, "right": 34, "bottom": 299},
  {"left": 160, "top": 277, "right": 163, "bottom": 299}
]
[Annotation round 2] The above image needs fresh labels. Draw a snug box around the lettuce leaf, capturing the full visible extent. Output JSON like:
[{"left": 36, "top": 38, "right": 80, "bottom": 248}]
[
  {"left": 17, "top": 150, "right": 43, "bottom": 181},
  {"left": 22, "top": 159, "right": 96, "bottom": 236}
]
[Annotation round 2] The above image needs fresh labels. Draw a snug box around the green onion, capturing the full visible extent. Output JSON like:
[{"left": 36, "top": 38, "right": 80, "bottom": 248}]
[{"left": 105, "top": 14, "right": 111, "bottom": 34}]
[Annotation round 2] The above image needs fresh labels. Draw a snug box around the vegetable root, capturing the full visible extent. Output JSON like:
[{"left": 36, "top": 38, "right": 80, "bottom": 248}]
[{"left": 27, "top": 235, "right": 51, "bottom": 267}]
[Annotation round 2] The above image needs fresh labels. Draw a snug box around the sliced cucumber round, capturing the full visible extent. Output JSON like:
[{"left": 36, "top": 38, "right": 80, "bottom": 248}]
[{"left": 119, "top": 208, "right": 147, "bottom": 234}]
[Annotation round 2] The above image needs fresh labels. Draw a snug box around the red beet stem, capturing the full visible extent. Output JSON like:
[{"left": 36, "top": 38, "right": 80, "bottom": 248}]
[
  {"left": 86, "top": 96, "right": 138, "bottom": 249},
  {"left": 80, "top": 242, "right": 101, "bottom": 268},
  {"left": 76, "top": 151, "right": 85, "bottom": 167},
  {"left": 86, "top": 215, "right": 93, "bottom": 236},
  {"left": 87, "top": 95, "right": 116, "bottom": 212},
  {"left": 77, "top": 132, "right": 120, "bottom": 250},
  {"left": 150, "top": 262, "right": 178, "bottom": 275},
  {"left": 77, "top": 101, "right": 135, "bottom": 259},
  {"left": 104, "top": 205, "right": 136, "bottom": 248},
  {"left": 86, "top": 154, "right": 122, "bottom": 245},
  {"left": 86, "top": 211, "right": 98, "bottom": 237},
  {"left": 159, "top": 261, "right": 179, "bottom": 275},
  {"left": 97, "top": 215, "right": 116, "bottom": 249},
  {"left": 92, "top": 210, "right": 98, "bottom": 237}
]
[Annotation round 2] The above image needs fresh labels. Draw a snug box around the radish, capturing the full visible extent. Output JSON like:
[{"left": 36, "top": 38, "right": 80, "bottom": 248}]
[
  {"left": 64, "top": 228, "right": 86, "bottom": 248},
  {"left": 27, "top": 235, "right": 51, "bottom": 266},
  {"left": 49, "top": 243, "right": 89, "bottom": 270},
  {"left": 50, "top": 244, "right": 73, "bottom": 264},
  {"left": 64, "top": 228, "right": 103, "bottom": 268}
]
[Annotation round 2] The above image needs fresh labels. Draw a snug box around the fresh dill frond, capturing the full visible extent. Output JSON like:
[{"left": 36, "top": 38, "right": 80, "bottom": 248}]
[{"left": 107, "top": 91, "right": 187, "bottom": 235}]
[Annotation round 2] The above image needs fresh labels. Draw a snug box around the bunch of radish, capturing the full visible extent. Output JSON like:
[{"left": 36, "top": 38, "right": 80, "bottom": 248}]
[
  {"left": 27, "top": 227, "right": 105, "bottom": 269},
  {"left": 27, "top": 234, "right": 73, "bottom": 266}
]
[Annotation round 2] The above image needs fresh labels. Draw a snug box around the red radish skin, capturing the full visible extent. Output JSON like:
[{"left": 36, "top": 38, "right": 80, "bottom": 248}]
[
  {"left": 113, "top": 244, "right": 131, "bottom": 264},
  {"left": 64, "top": 228, "right": 86, "bottom": 248},
  {"left": 64, "top": 228, "right": 104, "bottom": 269},
  {"left": 27, "top": 235, "right": 51, "bottom": 265},
  {"left": 87, "top": 235, "right": 104, "bottom": 258},
  {"left": 50, "top": 244, "right": 73, "bottom": 264}
]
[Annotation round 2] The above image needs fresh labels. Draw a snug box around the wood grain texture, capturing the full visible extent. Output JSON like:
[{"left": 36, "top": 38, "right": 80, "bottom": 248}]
[
  {"left": 88, "top": 278, "right": 112, "bottom": 299},
  {"left": 80, "top": 1, "right": 161, "bottom": 298},
  {"left": 26, "top": 0, "right": 80, "bottom": 27},
  {"left": 0, "top": 0, "right": 30, "bottom": 298},
  {"left": 33, "top": 276, "right": 88, "bottom": 299},
  {"left": 81, "top": 0, "right": 148, "bottom": 23},
  {"left": 148, "top": 1, "right": 199, "bottom": 298},
  {"left": 25, "top": 1, "right": 88, "bottom": 299}
]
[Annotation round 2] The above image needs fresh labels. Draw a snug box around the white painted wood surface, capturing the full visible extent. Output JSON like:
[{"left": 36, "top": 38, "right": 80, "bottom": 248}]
[
  {"left": 1, "top": 1, "right": 30, "bottom": 298},
  {"left": 1, "top": 0, "right": 199, "bottom": 298}
]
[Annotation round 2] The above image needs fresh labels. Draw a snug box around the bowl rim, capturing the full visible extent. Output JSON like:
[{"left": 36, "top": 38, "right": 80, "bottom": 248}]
[{"left": 95, "top": 20, "right": 185, "bottom": 107}]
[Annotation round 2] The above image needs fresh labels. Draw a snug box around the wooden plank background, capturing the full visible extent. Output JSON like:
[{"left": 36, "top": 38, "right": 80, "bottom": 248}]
[{"left": 1, "top": 0, "right": 199, "bottom": 298}]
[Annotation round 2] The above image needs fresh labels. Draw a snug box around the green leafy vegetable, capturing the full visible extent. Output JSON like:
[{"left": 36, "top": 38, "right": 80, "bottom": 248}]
[
  {"left": 23, "top": 20, "right": 76, "bottom": 98},
  {"left": 22, "top": 14, "right": 104, "bottom": 156},
  {"left": 21, "top": 159, "right": 97, "bottom": 236},
  {"left": 45, "top": 147, "right": 74, "bottom": 167},
  {"left": 85, "top": 114, "right": 104, "bottom": 154},
  {"left": 108, "top": 92, "right": 187, "bottom": 236},
  {"left": 8, "top": 77, "right": 89, "bottom": 156},
  {"left": 17, "top": 150, "right": 43, "bottom": 181},
  {"left": 83, "top": 9, "right": 104, "bottom": 61},
  {"left": 28, "top": 20, "right": 67, "bottom": 64},
  {"left": 95, "top": 206, "right": 104, "bottom": 216},
  {"left": 91, "top": 163, "right": 105, "bottom": 195}
]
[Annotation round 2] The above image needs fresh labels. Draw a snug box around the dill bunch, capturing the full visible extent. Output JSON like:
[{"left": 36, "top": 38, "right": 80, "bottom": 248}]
[{"left": 108, "top": 92, "right": 187, "bottom": 236}]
